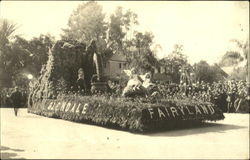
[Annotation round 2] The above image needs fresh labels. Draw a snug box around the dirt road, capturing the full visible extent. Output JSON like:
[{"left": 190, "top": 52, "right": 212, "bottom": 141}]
[{"left": 1, "top": 108, "right": 249, "bottom": 159}]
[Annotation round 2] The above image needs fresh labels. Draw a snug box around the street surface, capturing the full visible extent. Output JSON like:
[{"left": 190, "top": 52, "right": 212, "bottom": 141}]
[{"left": 1, "top": 108, "right": 249, "bottom": 159}]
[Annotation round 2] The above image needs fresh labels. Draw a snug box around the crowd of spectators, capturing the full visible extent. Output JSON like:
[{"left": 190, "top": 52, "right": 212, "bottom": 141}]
[
  {"left": 1, "top": 79, "right": 249, "bottom": 113},
  {"left": 156, "top": 80, "right": 249, "bottom": 113},
  {"left": 103, "top": 79, "right": 249, "bottom": 113},
  {"left": 0, "top": 87, "right": 28, "bottom": 108}
]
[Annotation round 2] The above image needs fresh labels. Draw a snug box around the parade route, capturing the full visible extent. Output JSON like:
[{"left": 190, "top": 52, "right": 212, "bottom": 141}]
[{"left": 1, "top": 108, "right": 249, "bottom": 159}]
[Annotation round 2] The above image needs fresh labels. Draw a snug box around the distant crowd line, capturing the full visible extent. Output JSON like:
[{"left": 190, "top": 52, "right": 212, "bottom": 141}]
[
  {"left": 1, "top": 79, "right": 249, "bottom": 113},
  {"left": 106, "top": 79, "right": 249, "bottom": 113}
]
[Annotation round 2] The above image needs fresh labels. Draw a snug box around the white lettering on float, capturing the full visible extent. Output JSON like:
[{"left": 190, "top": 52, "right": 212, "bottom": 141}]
[
  {"left": 164, "top": 107, "right": 170, "bottom": 117},
  {"left": 185, "top": 106, "right": 194, "bottom": 115},
  {"left": 178, "top": 106, "right": 185, "bottom": 115},
  {"left": 207, "top": 105, "right": 215, "bottom": 114},
  {"left": 148, "top": 108, "right": 154, "bottom": 119},
  {"left": 170, "top": 107, "right": 179, "bottom": 117},
  {"left": 195, "top": 106, "right": 202, "bottom": 114},
  {"left": 46, "top": 102, "right": 51, "bottom": 110},
  {"left": 201, "top": 105, "right": 209, "bottom": 114},
  {"left": 47, "top": 102, "right": 54, "bottom": 110},
  {"left": 147, "top": 105, "right": 215, "bottom": 119},
  {"left": 70, "top": 103, "right": 77, "bottom": 113},
  {"left": 157, "top": 108, "right": 166, "bottom": 118},
  {"left": 55, "top": 102, "right": 61, "bottom": 111},
  {"left": 65, "top": 102, "right": 72, "bottom": 112},
  {"left": 82, "top": 103, "right": 88, "bottom": 114},
  {"left": 60, "top": 101, "right": 67, "bottom": 112},
  {"left": 75, "top": 103, "right": 82, "bottom": 114}
]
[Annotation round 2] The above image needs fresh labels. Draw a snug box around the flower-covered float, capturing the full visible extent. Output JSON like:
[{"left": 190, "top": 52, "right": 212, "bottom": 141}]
[{"left": 28, "top": 40, "right": 224, "bottom": 132}]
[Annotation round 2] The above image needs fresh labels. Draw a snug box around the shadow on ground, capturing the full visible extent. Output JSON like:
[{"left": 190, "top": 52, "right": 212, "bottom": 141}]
[
  {"left": 146, "top": 122, "right": 246, "bottom": 137},
  {"left": 0, "top": 145, "right": 25, "bottom": 159}
]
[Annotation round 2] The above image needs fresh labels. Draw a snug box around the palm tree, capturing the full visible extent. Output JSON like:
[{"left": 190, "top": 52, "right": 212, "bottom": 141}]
[
  {"left": 0, "top": 19, "right": 18, "bottom": 47},
  {"left": 232, "top": 39, "right": 249, "bottom": 82},
  {"left": 231, "top": 39, "right": 249, "bottom": 60},
  {"left": 0, "top": 19, "right": 19, "bottom": 87}
]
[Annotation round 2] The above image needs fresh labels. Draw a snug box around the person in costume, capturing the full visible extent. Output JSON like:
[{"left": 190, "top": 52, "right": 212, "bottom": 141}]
[{"left": 77, "top": 68, "right": 87, "bottom": 94}]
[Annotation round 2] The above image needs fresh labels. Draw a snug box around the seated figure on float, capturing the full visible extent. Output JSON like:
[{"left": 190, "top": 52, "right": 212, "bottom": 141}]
[
  {"left": 122, "top": 68, "right": 159, "bottom": 97},
  {"left": 142, "top": 72, "right": 160, "bottom": 97}
]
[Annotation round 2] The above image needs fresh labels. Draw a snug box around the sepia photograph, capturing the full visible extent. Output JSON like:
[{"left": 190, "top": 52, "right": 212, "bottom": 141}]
[{"left": 0, "top": 1, "right": 249, "bottom": 159}]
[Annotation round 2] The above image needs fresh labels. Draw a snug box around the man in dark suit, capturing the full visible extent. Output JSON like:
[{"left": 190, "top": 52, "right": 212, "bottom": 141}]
[{"left": 10, "top": 86, "right": 22, "bottom": 116}]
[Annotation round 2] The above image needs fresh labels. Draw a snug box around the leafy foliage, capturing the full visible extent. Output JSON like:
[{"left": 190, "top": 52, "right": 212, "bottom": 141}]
[
  {"left": 0, "top": 27, "right": 55, "bottom": 88},
  {"left": 0, "top": 19, "right": 18, "bottom": 47},
  {"left": 28, "top": 34, "right": 55, "bottom": 76},
  {"left": 28, "top": 39, "right": 110, "bottom": 107},
  {"left": 219, "top": 38, "right": 249, "bottom": 80},
  {"left": 219, "top": 51, "right": 244, "bottom": 67},
  {"left": 0, "top": 19, "right": 19, "bottom": 87},
  {"left": 231, "top": 39, "right": 249, "bottom": 60},
  {"left": 127, "top": 32, "right": 158, "bottom": 73},
  {"left": 61, "top": 1, "right": 107, "bottom": 45},
  {"left": 62, "top": 3, "right": 158, "bottom": 74},
  {"left": 193, "top": 61, "right": 227, "bottom": 83},
  {"left": 228, "top": 67, "right": 247, "bottom": 80},
  {"left": 158, "top": 44, "right": 189, "bottom": 83},
  {"left": 108, "top": 6, "right": 138, "bottom": 53}
]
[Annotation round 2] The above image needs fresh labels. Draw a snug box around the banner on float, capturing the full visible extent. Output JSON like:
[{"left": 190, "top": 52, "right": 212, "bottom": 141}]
[
  {"left": 36, "top": 99, "right": 89, "bottom": 115},
  {"left": 33, "top": 99, "right": 216, "bottom": 121},
  {"left": 142, "top": 104, "right": 216, "bottom": 121}
]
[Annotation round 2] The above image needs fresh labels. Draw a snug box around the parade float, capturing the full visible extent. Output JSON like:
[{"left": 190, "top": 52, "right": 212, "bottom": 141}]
[{"left": 27, "top": 40, "right": 224, "bottom": 132}]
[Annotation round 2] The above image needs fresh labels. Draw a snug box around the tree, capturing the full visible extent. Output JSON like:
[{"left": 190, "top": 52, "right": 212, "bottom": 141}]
[
  {"left": 219, "top": 51, "right": 244, "bottom": 67},
  {"left": 231, "top": 39, "right": 249, "bottom": 60},
  {"left": 193, "top": 61, "right": 226, "bottom": 83},
  {"left": 61, "top": 3, "right": 157, "bottom": 74},
  {"left": 9, "top": 34, "right": 55, "bottom": 80},
  {"left": 0, "top": 22, "right": 55, "bottom": 88},
  {"left": 193, "top": 61, "right": 211, "bottom": 83},
  {"left": 107, "top": 6, "right": 138, "bottom": 53},
  {"left": 159, "top": 44, "right": 189, "bottom": 83},
  {"left": 61, "top": 1, "right": 107, "bottom": 45},
  {"left": 27, "top": 34, "right": 55, "bottom": 77},
  {"left": 152, "top": 43, "right": 163, "bottom": 58},
  {"left": 0, "top": 19, "right": 19, "bottom": 87},
  {"left": 230, "top": 39, "right": 249, "bottom": 81},
  {"left": 219, "top": 38, "right": 249, "bottom": 80},
  {"left": 127, "top": 31, "right": 158, "bottom": 73},
  {"left": 0, "top": 19, "right": 18, "bottom": 48},
  {"left": 9, "top": 36, "right": 32, "bottom": 86}
]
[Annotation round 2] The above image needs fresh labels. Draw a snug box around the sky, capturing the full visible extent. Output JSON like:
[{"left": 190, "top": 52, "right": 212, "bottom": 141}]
[{"left": 0, "top": 1, "right": 249, "bottom": 65}]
